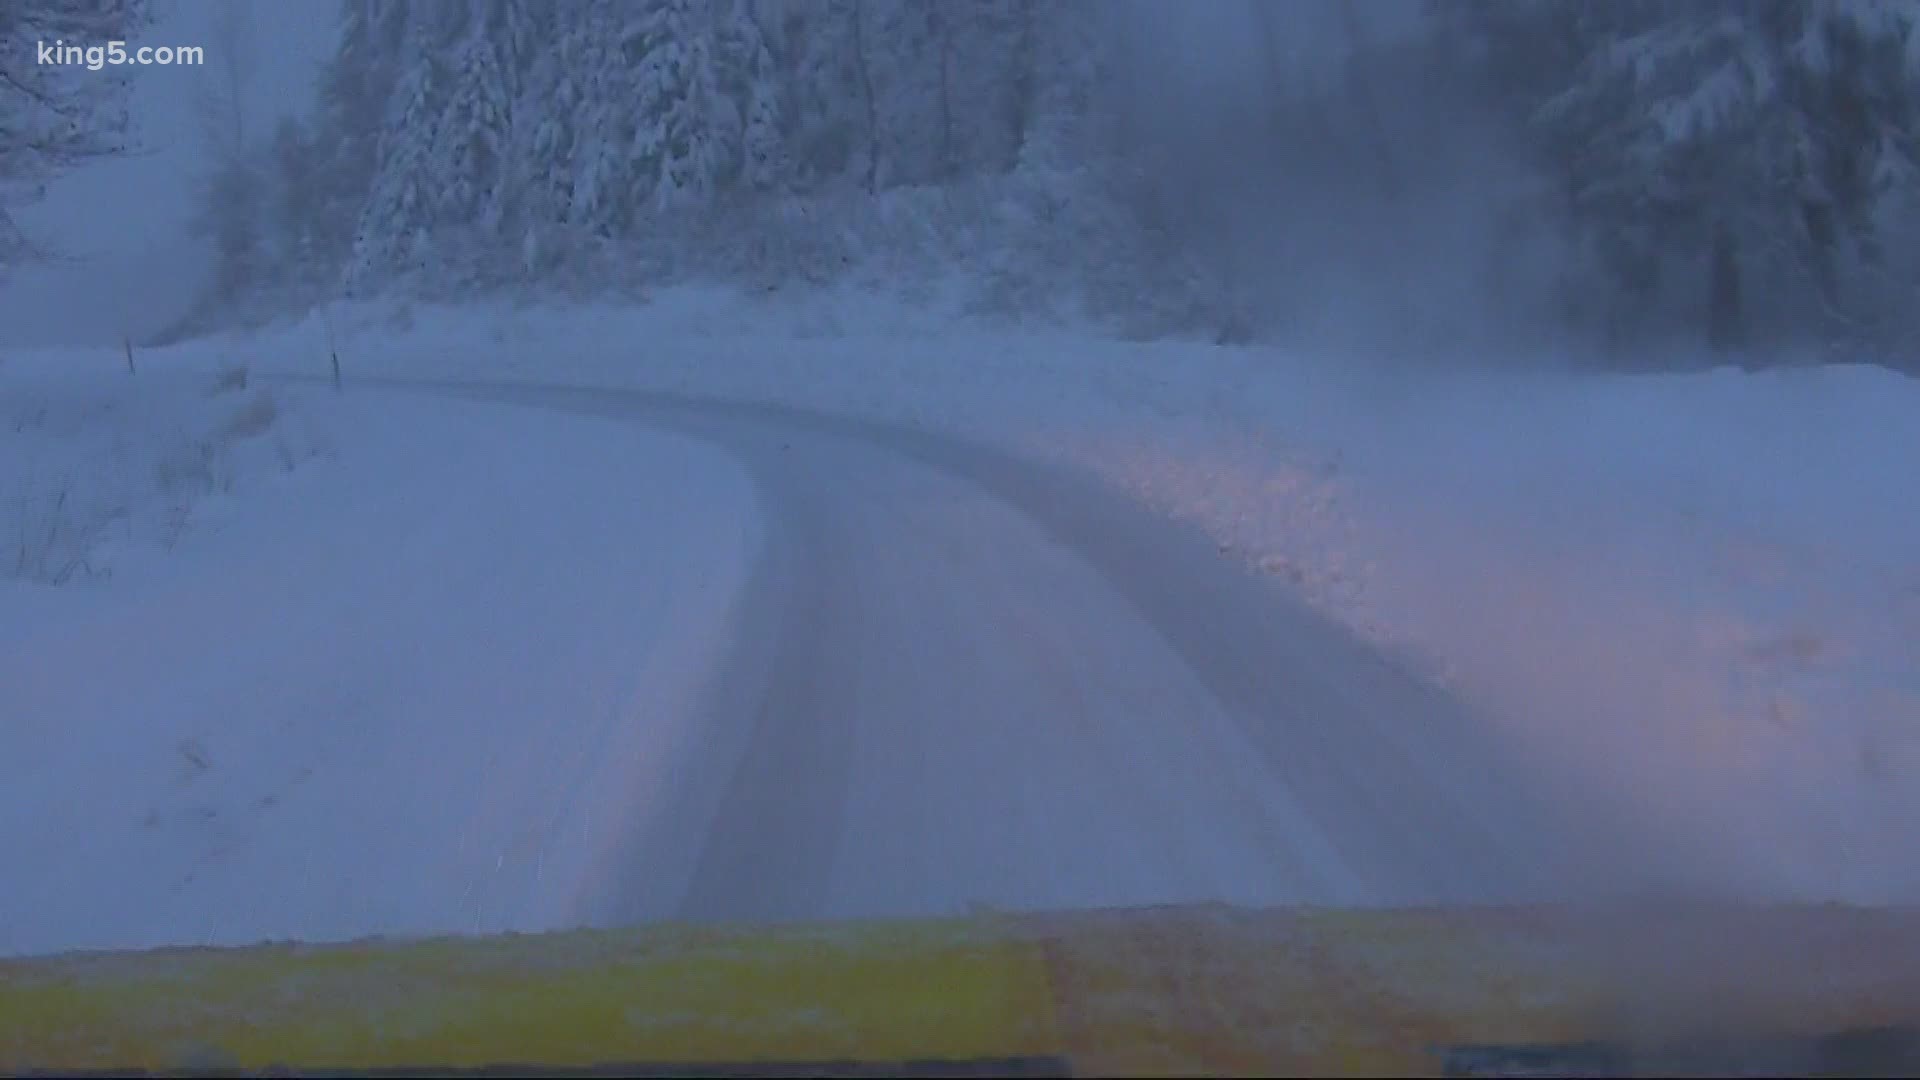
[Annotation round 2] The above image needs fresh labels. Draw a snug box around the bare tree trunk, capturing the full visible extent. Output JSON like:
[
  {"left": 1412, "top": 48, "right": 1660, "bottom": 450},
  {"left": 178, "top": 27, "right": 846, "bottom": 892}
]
[
  {"left": 934, "top": 6, "right": 954, "bottom": 178},
  {"left": 850, "top": 0, "right": 880, "bottom": 194},
  {"left": 1801, "top": 200, "right": 1845, "bottom": 340},
  {"left": 1250, "top": 1, "right": 1337, "bottom": 165},
  {"left": 199, "top": 1, "right": 257, "bottom": 158},
  {"left": 0, "top": 207, "right": 33, "bottom": 264},
  {"left": 1250, "top": 0, "right": 1286, "bottom": 129},
  {"left": 1006, "top": 1, "right": 1036, "bottom": 166},
  {"left": 1708, "top": 219, "right": 1745, "bottom": 356},
  {"left": 1335, "top": 2, "right": 1403, "bottom": 200}
]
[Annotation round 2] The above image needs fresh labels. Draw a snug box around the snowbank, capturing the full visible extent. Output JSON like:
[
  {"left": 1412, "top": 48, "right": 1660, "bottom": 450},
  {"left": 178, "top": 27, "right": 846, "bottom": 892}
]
[
  {"left": 2, "top": 351, "right": 331, "bottom": 591},
  {"left": 172, "top": 291, "right": 1920, "bottom": 901},
  {"left": 0, "top": 390, "right": 760, "bottom": 956}
]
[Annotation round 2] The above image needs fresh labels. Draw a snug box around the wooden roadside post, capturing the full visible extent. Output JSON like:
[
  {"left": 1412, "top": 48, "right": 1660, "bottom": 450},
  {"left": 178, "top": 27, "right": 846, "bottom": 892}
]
[{"left": 323, "top": 302, "right": 342, "bottom": 392}]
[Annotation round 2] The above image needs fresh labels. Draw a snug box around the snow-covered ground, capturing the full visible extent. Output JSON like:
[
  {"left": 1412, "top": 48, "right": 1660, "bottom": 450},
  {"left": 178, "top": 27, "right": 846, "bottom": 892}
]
[
  {"left": 1266, "top": 366, "right": 1920, "bottom": 901},
  {"left": 2, "top": 357, "right": 329, "bottom": 592},
  {"left": 174, "top": 291, "right": 1920, "bottom": 901},
  {"left": 4, "top": 289, "right": 1916, "bottom": 961},
  {"left": 0, "top": 364, "right": 758, "bottom": 955}
]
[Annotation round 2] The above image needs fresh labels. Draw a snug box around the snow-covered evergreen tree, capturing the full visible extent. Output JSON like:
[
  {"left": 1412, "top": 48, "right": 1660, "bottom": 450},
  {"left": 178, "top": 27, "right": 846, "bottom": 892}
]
[
  {"left": 486, "top": 0, "right": 554, "bottom": 251},
  {"left": 563, "top": 0, "right": 643, "bottom": 234},
  {"left": 863, "top": 0, "right": 941, "bottom": 186},
  {"left": 429, "top": 4, "right": 514, "bottom": 234},
  {"left": 632, "top": 0, "right": 738, "bottom": 207},
  {"left": 307, "top": 0, "right": 408, "bottom": 276},
  {"left": 1456, "top": 0, "right": 1920, "bottom": 350},
  {"left": 351, "top": 2, "right": 463, "bottom": 279},
  {"left": 1017, "top": 0, "right": 1109, "bottom": 174},
  {"left": 189, "top": 0, "right": 1135, "bottom": 320},
  {"left": 506, "top": 0, "right": 591, "bottom": 272},
  {"left": 941, "top": 0, "right": 1039, "bottom": 175},
  {"left": 721, "top": 1, "right": 787, "bottom": 191},
  {"left": 775, "top": 0, "right": 869, "bottom": 190}
]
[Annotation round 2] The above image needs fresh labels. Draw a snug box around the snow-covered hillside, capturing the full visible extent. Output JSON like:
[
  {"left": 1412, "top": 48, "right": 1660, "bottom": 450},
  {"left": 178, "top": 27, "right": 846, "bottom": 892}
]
[{"left": 176, "top": 293, "right": 1920, "bottom": 900}]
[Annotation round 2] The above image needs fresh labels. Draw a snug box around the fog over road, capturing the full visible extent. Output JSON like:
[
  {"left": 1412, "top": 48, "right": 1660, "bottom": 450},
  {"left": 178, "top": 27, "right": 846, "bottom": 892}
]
[
  {"left": 0, "top": 375, "right": 1707, "bottom": 960},
  {"left": 412, "top": 380, "right": 1682, "bottom": 924}
]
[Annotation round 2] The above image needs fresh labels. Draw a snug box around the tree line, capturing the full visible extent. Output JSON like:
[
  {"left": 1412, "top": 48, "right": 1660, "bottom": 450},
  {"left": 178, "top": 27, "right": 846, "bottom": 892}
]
[{"left": 7, "top": 0, "right": 1920, "bottom": 365}]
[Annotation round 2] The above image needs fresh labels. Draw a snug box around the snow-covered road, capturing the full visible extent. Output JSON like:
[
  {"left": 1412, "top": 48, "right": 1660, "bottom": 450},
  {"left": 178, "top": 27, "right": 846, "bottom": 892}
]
[
  {"left": 3, "top": 380, "right": 1685, "bottom": 957},
  {"left": 400, "top": 381, "right": 1687, "bottom": 923}
]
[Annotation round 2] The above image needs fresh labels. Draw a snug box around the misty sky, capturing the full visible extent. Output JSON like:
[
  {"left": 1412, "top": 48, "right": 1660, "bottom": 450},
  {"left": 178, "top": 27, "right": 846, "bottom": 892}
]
[{"left": 0, "top": 0, "right": 334, "bottom": 348}]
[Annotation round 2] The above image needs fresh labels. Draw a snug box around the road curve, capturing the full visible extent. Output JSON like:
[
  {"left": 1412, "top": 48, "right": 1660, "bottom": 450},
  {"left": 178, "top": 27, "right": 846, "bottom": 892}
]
[{"left": 350, "top": 378, "right": 1691, "bottom": 923}]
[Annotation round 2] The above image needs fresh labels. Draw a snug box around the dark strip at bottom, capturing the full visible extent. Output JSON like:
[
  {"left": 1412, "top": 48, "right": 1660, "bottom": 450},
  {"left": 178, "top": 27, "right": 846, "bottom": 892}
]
[
  {"left": 24, "top": 1056, "right": 1075, "bottom": 1079},
  {"left": 1444, "top": 1025, "right": 1920, "bottom": 1078}
]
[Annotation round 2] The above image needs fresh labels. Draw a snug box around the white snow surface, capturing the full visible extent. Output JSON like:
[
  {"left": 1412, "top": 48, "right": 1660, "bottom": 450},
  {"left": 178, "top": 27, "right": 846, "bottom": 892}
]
[
  {"left": 4, "top": 289, "right": 1918, "bottom": 961},
  {"left": 0, "top": 365, "right": 758, "bottom": 955},
  {"left": 190, "top": 291, "right": 1920, "bottom": 902},
  {"left": 2, "top": 358, "right": 330, "bottom": 590}
]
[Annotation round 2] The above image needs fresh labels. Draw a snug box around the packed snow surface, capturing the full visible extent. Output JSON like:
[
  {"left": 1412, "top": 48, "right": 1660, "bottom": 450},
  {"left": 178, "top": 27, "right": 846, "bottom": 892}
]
[
  {"left": 224, "top": 292, "right": 1920, "bottom": 903},
  {"left": 4, "top": 294, "right": 1917, "bottom": 957}
]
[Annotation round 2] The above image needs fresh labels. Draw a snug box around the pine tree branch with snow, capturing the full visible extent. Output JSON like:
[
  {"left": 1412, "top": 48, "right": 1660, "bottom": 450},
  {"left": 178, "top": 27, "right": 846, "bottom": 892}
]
[{"left": 0, "top": 0, "right": 150, "bottom": 269}]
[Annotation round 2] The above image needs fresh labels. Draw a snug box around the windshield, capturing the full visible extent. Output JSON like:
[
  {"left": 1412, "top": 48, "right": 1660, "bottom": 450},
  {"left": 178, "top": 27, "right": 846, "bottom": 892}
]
[{"left": 4, "top": 1, "right": 1918, "bottom": 1075}]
